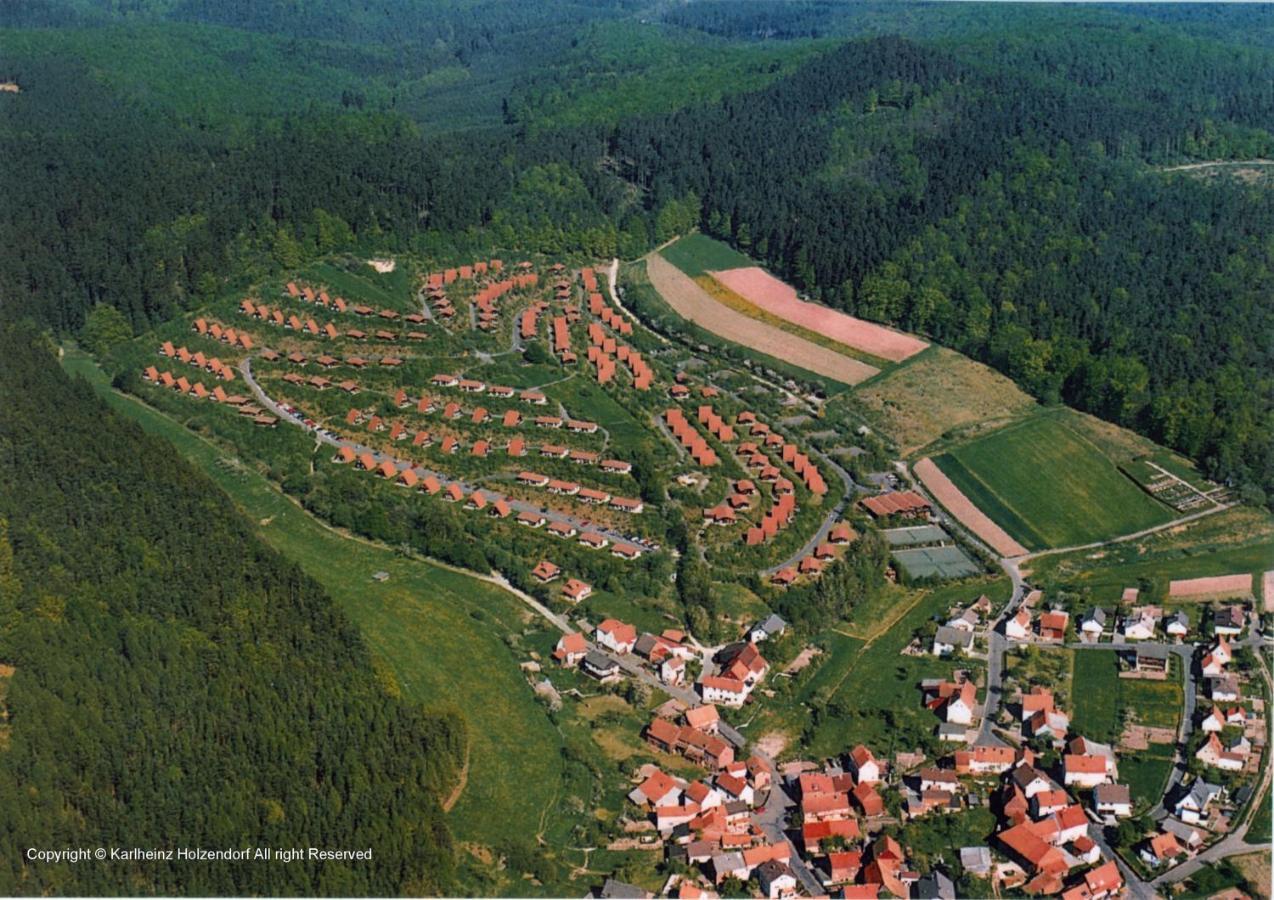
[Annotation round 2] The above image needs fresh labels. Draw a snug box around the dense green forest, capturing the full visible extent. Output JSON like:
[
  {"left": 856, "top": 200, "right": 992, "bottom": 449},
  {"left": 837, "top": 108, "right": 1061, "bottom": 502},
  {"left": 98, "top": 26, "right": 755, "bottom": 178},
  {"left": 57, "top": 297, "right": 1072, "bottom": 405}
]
[
  {"left": 1, "top": 0, "right": 1271, "bottom": 498},
  {"left": 0, "top": 324, "right": 463, "bottom": 894}
]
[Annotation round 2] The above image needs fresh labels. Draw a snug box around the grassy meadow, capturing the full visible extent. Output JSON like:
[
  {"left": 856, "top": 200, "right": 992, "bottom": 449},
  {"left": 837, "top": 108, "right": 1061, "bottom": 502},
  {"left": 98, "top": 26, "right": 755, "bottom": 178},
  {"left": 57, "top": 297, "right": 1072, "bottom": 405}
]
[
  {"left": 61, "top": 350, "right": 568, "bottom": 859},
  {"left": 934, "top": 411, "right": 1175, "bottom": 549}
]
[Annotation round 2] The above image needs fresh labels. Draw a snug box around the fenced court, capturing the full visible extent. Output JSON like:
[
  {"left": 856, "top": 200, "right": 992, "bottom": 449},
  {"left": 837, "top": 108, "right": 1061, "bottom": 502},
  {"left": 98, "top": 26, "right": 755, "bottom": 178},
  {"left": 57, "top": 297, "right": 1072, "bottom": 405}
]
[
  {"left": 883, "top": 524, "right": 951, "bottom": 547},
  {"left": 892, "top": 545, "right": 980, "bottom": 579}
]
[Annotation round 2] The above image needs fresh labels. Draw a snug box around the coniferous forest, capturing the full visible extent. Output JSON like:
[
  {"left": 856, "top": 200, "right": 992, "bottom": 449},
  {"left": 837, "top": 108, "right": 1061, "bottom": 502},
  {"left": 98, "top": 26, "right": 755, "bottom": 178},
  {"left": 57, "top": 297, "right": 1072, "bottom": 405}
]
[{"left": 0, "top": 325, "right": 463, "bottom": 894}]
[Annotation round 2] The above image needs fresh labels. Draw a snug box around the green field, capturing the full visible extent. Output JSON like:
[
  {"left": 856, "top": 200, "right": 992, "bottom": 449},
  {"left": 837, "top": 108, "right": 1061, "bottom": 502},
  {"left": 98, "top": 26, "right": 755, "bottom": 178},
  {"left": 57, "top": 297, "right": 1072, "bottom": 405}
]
[
  {"left": 547, "top": 375, "right": 652, "bottom": 448},
  {"left": 1245, "top": 783, "right": 1271, "bottom": 845},
  {"left": 806, "top": 578, "right": 1009, "bottom": 757},
  {"left": 1122, "top": 752, "right": 1177, "bottom": 811},
  {"left": 1071, "top": 650, "right": 1183, "bottom": 743},
  {"left": 62, "top": 351, "right": 567, "bottom": 856},
  {"left": 661, "top": 233, "right": 754, "bottom": 276},
  {"left": 1027, "top": 506, "right": 1274, "bottom": 605},
  {"left": 934, "top": 412, "right": 1175, "bottom": 549}
]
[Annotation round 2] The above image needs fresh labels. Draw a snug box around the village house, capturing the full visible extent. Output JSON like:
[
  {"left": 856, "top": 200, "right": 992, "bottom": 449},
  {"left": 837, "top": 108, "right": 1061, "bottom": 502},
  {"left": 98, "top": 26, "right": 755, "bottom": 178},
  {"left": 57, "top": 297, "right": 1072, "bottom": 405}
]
[
  {"left": 1038, "top": 609, "right": 1069, "bottom": 642},
  {"left": 848, "top": 745, "right": 881, "bottom": 783},
  {"left": 1174, "top": 779, "right": 1223, "bottom": 824},
  {"left": 553, "top": 632, "right": 588, "bottom": 666},
  {"left": 697, "top": 676, "right": 748, "bottom": 708},
  {"left": 932, "top": 625, "right": 974, "bottom": 657},
  {"left": 1005, "top": 609, "right": 1032, "bottom": 641},
  {"left": 1121, "top": 606, "right": 1160, "bottom": 641},
  {"left": 532, "top": 560, "right": 561, "bottom": 583},
  {"left": 1063, "top": 754, "right": 1112, "bottom": 788},
  {"left": 1092, "top": 783, "right": 1132, "bottom": 818},
  {"left": 1195, "top": 733, "right": 1246, "bottom": 771},
  {"left": 596, "top": 619, "right": 637, "bottom": 654},
  {"left": 1213, "top": 605, "right": 1246, "bottom": 636},
  {"left": 581, "top": 650, "right": 621, "bottom": 682},
  {"left": 748, "top": 614, "right": 787, "bottom": 644},
  {"left": 1140, "top": 831, "right": 1186, "bottom": 867},
  {"left": 954, "top": 745, "right": 1016, "bottom": 776}
]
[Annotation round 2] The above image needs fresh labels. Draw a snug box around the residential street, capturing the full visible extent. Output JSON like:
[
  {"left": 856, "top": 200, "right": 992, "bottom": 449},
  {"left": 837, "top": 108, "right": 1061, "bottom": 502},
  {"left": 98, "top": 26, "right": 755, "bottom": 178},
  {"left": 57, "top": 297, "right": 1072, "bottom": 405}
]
[{"left": 238, "top": 357, "right": 657, "bottom": 553}]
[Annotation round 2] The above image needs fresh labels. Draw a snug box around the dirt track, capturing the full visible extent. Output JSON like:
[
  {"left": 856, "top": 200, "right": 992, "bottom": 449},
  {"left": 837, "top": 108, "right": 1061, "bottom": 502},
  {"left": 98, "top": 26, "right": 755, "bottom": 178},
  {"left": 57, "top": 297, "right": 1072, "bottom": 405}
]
[
  {"left": 644, "top": 254, "right": 879, "bottom": 385},
  {"left": 913, "top": 457, "right": 1029, "bottom": 558}
]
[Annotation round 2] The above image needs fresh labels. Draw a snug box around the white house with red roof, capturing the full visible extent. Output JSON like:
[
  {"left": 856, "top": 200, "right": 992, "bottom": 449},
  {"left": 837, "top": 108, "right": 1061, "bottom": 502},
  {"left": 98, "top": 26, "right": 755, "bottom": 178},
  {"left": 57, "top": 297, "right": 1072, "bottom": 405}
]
[{"left": 596, "top": 618, "right": 638, "bottom": 654}]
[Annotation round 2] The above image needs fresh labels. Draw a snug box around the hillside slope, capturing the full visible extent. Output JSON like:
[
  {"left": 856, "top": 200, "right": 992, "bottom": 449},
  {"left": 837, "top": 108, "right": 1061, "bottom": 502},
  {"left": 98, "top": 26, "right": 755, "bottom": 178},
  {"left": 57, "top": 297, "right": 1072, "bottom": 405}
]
[{"left": 0, "top": 325, "right": 462, "bottom": 895}]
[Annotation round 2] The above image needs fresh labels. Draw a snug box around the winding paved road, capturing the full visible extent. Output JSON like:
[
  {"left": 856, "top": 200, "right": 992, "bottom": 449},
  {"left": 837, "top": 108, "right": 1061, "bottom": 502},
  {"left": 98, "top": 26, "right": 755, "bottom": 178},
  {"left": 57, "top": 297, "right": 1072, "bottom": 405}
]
[
  {"left": 238, "top": 357, "right": 657, "bottom": 553},
  {"left": 761, "top": 450, "right": 861, "bottom": 577}
]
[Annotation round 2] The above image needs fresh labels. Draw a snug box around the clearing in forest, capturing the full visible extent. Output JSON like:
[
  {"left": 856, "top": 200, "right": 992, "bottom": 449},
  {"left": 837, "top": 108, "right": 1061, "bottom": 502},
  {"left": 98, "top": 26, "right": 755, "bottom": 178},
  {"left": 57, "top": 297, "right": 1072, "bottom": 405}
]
[
  {"left": 643, "top": 252, "right": 880, "bottom": 385},
  {"left": 932, "top": 412, "right": 1175, "bottom": 550},
  {"left": 855, "top": 347, "right": 1037, "bottom": 454}
]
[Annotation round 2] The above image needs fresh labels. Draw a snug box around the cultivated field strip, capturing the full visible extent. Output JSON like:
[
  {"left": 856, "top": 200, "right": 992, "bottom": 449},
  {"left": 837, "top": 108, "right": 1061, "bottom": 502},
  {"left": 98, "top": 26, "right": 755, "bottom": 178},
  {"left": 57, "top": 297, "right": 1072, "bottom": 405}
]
[
  {"left": 913, "top": 456, "right": 1028, "bottom": 557},
  {"left": 710, "top": 266, "right": 929, "bottom": 362},
  {"left": 644, "top": 253, "right": 880, "bottom": 385}
]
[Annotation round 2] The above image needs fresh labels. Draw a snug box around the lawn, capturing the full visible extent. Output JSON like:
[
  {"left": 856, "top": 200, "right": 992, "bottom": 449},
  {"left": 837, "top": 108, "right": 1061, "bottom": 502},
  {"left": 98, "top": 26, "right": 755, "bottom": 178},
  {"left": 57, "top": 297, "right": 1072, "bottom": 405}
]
[
  {"left": 63, "top": 351, "right": 567, "bottom": 854},
  {"left": 300, "top": 258, "right": 417, "bottom": 310},
  {"left": 807, "top": 577, "right": 1009, "bottom": 758},
  {"left": 934, "top": 411, "right": 1175, "bottom": 549},
  {"left": 1246, "top": 782, "right": 1272, "bottom": 845},
  {"left": 1071, "top": 650, "right": 1183, "bottom": 743},
  {"left": 1121, "top": 752, "right": 1177, "bottom": 812},
  {"left": 661, "top": 233, "right": 754, "bottom": 276},
  {"left": 854, "top": 346, "right": 1037, "bottom": 456},
  {"left": 800, "top": 631, "right": 867, "bottom": 702},
  {"left": 1070, "top": 651, "right": 1123, "bottom": 742},
  {"left": 547, "top": 375, "right": 652, "bottom": 448},
  {"left": 1026, "top": 506, "right": 1274, "bottom": 607}
]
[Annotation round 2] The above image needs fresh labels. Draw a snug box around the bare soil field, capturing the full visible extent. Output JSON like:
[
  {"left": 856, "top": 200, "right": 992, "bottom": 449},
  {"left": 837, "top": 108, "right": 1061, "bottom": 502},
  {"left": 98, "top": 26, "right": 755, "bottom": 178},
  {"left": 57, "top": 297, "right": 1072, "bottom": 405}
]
[
  {"left": 644, "top": 253, "right": 880, "bottom": 384},
  {"left": 1168, "top": 573, "right": 1253, "bottom": 600},
  {"left": 855, "top": 347, "right": 1037, "bottom": 455},
  {"left": 1264, "top": 570, "right": 1274, "bottom": 613},
  {"left": 710, "top": 266, "right": 929, "bottom": 362},
  {"left": 913, "top": 457, "right": 1029, "bottom": 557}
]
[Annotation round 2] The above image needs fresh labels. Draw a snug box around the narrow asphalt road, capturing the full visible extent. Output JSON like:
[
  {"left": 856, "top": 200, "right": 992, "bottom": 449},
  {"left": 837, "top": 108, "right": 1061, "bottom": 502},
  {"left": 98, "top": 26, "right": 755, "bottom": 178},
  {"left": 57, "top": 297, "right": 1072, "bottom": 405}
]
[
  {"left": 762, "top": 450, "right": 860, "bottom": 577},
  {"left": 238, "top": 357, "right": 657, "bottom": 553}
]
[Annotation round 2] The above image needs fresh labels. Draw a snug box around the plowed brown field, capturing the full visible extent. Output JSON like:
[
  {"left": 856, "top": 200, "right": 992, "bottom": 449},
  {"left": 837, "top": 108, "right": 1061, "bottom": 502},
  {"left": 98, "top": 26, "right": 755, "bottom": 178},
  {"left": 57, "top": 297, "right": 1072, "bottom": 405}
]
[
  {"left": 710, "top": 266, "right": 929, "bottom": 362},
  {"left": 913, "top": 457, "right": 1028, "bottom": 557},
  {"left": 645, "top": 254, "right": 879, "bottom": 385}
]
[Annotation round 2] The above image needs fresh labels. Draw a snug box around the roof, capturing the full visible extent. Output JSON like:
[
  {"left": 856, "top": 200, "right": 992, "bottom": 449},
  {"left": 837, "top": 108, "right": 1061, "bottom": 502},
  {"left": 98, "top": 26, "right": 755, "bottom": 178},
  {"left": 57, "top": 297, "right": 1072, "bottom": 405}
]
[
  {"left": 1094, "top": 783, "right": 1131, "bottom": 804},
  {"left": 934, "top": 625, "right": 974, "bottom": 648},
  {"left": 599, "top": 877, "right": 651, "bottom": 899},
  {"left": 554, "top": 632, "right": 587, "bottom": 659},
  {"left": 598, "top": 618, "right": 637, "bottom": 644},
  {"left": 685, "top": 705, "right": 720, "bottom": 730},
  {"left": 1064, "top": 754, "right": 1108, "bottom": 775},
  {"left": 1148, "top": 831, "right": 1183, "bottom": 859}
]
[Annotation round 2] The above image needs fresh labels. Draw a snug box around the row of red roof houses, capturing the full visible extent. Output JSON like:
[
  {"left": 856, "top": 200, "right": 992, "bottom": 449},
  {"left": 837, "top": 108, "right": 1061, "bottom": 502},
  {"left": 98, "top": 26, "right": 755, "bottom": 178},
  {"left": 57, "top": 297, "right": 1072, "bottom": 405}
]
[
  {"left": 141, "top": 368, "right": 276, "bottom": 426},
  {"left": 770, "top": 523, "right": 857, "bottom": 585},
  {"left": 330, "top": 446, "right": 643, "bottom": 561},
  {"left": 515, "top": 470, "right": 643, "bottom": 514},
  {"left": 664, "top": 408, "right": 719, "bottom": 467},
  {"left": 189, "top": 319, "right": 257, "bottom": 349},
  {"left": 425, "top": 374, "right": 548, "bottom": 405},
  {"left": 423, "top": 259, "right": 505, "bottom": 291},
  {"left": 159, "top": 342, "right": 237, "bottom": 381}
]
